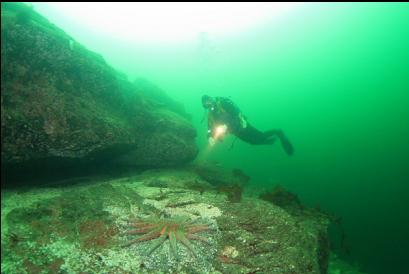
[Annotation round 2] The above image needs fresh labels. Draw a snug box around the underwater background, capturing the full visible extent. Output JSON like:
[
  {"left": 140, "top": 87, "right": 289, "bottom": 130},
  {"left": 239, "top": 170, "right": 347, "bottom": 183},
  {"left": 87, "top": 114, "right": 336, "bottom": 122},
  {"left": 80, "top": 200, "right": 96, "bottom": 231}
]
[{"left": 2, "top": 2, "right": 409, "bottom": 274}]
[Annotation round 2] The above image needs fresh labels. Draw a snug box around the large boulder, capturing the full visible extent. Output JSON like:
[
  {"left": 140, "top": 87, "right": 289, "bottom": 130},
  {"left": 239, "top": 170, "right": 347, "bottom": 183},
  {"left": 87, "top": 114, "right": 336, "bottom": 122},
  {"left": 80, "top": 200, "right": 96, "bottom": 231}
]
[{"left": 1, "top": 3, "right": 198, "bottom": 183}]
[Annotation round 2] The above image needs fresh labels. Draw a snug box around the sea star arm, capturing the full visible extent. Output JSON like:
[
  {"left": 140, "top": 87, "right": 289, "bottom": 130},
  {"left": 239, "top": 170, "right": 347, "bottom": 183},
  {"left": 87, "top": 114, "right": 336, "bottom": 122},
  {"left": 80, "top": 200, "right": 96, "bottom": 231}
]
[
  {"left": 122, "top": 229, "right": 161, "bottom": 247},
  {"left": 145, "top": 234, "right": 168, "bottom": 256}
]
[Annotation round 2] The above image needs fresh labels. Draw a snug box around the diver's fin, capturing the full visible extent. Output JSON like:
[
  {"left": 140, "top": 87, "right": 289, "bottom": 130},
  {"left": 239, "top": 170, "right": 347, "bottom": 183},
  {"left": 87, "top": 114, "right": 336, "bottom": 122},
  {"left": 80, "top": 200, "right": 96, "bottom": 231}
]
[{"left": 277, "top": 131, "right": 294, "bottom": 156}]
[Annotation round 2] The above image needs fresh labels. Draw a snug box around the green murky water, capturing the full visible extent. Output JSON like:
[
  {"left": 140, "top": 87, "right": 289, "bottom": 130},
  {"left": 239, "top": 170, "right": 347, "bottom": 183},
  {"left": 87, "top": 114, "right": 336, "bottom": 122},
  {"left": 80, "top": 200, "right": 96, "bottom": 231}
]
[{"left": 2, "top": 3, "right": 409, "bottom": 274}]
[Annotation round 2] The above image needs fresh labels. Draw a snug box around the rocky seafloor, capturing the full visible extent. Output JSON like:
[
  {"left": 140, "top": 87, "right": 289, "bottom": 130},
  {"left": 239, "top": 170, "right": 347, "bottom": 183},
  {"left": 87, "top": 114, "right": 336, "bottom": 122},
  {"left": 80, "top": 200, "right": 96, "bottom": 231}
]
[{"left": 1, "top": 167, "right": 366, "bottom": 274}]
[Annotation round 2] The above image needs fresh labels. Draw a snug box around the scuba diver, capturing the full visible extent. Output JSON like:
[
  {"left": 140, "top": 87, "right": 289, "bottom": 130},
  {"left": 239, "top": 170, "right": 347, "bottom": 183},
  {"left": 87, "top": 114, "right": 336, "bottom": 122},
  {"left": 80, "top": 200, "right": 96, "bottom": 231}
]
[{"left": 202, "top": 95, "right": 294, "bottom": 156}]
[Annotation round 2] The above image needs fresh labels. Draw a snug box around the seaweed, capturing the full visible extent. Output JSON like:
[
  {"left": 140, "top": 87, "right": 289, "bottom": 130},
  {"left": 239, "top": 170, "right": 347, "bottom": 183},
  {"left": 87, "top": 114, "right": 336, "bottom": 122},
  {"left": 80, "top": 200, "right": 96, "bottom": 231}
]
[
  {"left": 259, "top": 185, "right": 302, "bottom": 213},
  {"left": 217, "top": 183, "right": 243, "bottom": 203}
]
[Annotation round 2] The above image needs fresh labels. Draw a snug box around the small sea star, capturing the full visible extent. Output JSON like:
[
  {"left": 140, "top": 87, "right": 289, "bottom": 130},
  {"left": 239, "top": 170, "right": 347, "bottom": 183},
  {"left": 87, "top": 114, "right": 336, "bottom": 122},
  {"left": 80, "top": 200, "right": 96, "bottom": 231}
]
[{"left": 122, "top": 216, "right": 212, "bottom": 258}]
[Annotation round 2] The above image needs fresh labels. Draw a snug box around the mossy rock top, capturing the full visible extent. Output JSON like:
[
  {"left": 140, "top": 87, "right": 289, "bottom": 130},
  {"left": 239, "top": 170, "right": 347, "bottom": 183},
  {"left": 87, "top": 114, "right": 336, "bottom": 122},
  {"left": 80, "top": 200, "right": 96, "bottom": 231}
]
[{"left": 1, "top": 3, "right": 198, "bottom": 184}]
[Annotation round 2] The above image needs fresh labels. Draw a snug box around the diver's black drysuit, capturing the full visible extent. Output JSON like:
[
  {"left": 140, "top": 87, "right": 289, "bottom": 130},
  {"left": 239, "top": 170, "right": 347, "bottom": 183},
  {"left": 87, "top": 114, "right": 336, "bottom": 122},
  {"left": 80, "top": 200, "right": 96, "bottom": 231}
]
[{"left": 205, "top": 96, "right": 294, "bottom": 155}]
